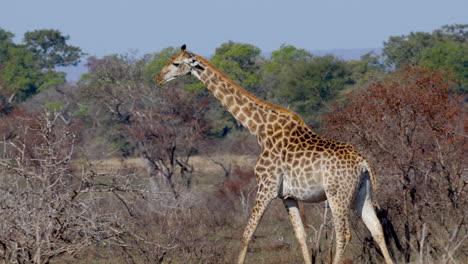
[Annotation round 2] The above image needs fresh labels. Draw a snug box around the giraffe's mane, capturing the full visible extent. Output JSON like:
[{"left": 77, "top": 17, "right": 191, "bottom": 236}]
[{"left": 194, "top": 54, "right": 305, "bottom": 126}]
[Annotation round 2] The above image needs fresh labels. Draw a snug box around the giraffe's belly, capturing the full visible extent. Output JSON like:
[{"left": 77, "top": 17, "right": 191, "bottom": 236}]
[{"left": 280, "top": 172, "right": 327, "bottom": 202}]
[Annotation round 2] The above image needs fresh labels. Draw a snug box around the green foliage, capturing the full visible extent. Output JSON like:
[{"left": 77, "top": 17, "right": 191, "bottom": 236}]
[
  {"left": 74, "top": 106, "right": 88, "bottom": 116},
  {"left": 383, "top": 32, "right": 435, "bottom": 68},
  {"left": 0, "top": 44, "right": 67, "bottom": 99},
  {"left": 420, "top": 41, "right": 467, "bottom": 93},
  {"left": 261, "top": 45, "right": 386, "bottom": 126},
  {"left": 280, "top": 56, "right": 353, "bottom": 111},
  {"left": 262, "top": 45, "right": 358, "bottom": 124},
  {"left": 0, "top": 44, "right": 42, "bottom": 98},
  {"left": 345, "top": 52, "right": 384, "bottom": 86},
  {"left": 383, "top": 24, "right": 467, "bottom": 92},
  {"left": 0, "top": 28, "right": 14, "bottom": 48},
  {"left": 38, "top": 70, "right": 66, "bottom": 91},
  {"left": 23, "top": 29, "right": 84, "bottom": 69},
  {"left": 211, "top": 41, "right": 263, "bottom": 90},
  {"left": 265, "top": 44, "right": 312, "bottom": 73},
  {"left": 0, "top": 28, "right": 69, "bottom": 104}
]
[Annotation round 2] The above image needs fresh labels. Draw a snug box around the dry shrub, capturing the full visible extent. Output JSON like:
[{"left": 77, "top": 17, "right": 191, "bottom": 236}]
[
  {"left": 127, "top": 85, "right": 210, "bottom": 196},
  {"left": 0, "top": 110, "right": 119, "bottom": 264},
  {"left": 0, "top": 109, "right": 232, "bottom": 264},
  {"left": 216, "top": 164, "right": 257, "bottom": 217}
]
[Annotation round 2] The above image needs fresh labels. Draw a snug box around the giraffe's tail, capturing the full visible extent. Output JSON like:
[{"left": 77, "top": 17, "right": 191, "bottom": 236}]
[
  {"left": 361, "top": 162, "right": 404, "bottom": 258},
  {"left": 362, "top": 162, "right": 379, "bottom": 208}
]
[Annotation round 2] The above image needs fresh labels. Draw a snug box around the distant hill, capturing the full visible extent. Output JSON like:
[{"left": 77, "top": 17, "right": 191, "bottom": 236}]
[{"left": 60, "top": 48, "right": 382, "bottom": 83}]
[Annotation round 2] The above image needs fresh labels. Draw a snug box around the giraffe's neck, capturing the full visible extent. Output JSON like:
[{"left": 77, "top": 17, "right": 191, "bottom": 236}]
[{"left": 192, "top": 55, "right": 306, "bottom": 142}]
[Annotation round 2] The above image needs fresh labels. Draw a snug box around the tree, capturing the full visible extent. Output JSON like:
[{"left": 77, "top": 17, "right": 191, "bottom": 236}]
[
  {"left": 0, "top": 110, "right": 118, "bottom": 263},
  {"left": 323, "top": 66, "right": 466, "bottom": 262},
  {"left": 261, "top": 45, "right": 385, "bottom": 127},
  {"left": 265, "top": 52, "right": 354, "bottom": 125},
  {"left": 0, "top": 28, "right": 14, "bottom": 44},
  {"left": 262, "top": 45, "right": 312, "bottom": 98},
  {"left": 211, "top": 41, "right": 263, "bottom": 91},
  {"left": 419, "top": 41, "right": 467, "bottom": 93},
  {"left": 128, "top": 85, "right": 210, "bottom": 195},
  {"left": 24, "top": 29, "right": 84, "bottom": 69},
  {"left": 0, "top": 44, "right": 66, "bottom": 105},
  {"left": 78, "top": 53, "right": 150, "bottom": 156},
  {"left": 345, "top": 51, "right": 384, "bottom": 85},
  {"left": 383, "top": 32, "right": 435, "bottom": 68},
  {"left": 0, "top": 45, "right": 42, "bottom": 99},
  {"left": 0, "top": 28, "right": 72, "bottom": 109},
  {"left": 78, "top": 49, "right": 212, "bottom": 160},
  {"left": 265, "top": 44, "right": 312, "bottom": 73},
  {"left": 381, "top": 24, "right": 466, "bottom": 68}
]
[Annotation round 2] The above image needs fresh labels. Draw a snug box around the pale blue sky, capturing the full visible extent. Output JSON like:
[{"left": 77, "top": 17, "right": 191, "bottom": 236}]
[{"left": 1, "top": 0, "right": 466, "bottom": 57}]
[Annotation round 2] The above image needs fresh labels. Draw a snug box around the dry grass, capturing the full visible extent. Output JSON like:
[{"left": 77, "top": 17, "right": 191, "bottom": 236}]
[
  {"left": 87, "top": 154, "right": 258, "bottom": 192},
  {"left": 67, "top": 155, "right": 466, "bottom": 264}
]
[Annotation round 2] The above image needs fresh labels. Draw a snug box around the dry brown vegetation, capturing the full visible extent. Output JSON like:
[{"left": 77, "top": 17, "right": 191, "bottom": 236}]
[
  {"left": 0, "top": 65, "right": 466, "bottom": 264},
  {"left": 323, "top": 66, "right": 467, "bottom": 263}
]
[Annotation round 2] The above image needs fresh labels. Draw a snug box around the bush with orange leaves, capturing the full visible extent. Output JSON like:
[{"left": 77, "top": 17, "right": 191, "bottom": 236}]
[{"left": 323, "top": 66, "right": 466, "bottom": 263}]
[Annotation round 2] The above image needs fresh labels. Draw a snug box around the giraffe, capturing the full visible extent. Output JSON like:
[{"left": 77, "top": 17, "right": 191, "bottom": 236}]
[{"left": 155, "top": 45, "right": 394, "bottom": 264}]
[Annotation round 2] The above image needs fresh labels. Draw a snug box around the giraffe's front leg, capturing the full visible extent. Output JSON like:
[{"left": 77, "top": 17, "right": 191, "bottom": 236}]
[{"left": 237, "top": 187, "right": 276, "bottom": 264}]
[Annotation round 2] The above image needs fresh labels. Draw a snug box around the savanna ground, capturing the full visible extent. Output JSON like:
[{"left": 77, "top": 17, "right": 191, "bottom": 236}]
[{"left": 73, "top": 155, "right": 386, "bottom": 264}]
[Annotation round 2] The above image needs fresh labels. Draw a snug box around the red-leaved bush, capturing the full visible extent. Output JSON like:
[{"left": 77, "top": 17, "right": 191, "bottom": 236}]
[{"left": 323, "top": 66, "right": 466, "bottom": 263}]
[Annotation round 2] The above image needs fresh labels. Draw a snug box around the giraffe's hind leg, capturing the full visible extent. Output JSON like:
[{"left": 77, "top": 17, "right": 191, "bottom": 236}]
[
  {"left": 354, "top": 176, "right": 395, "bottom": 264},
  {"left": 328, "top": 203, "right": 352, "bottom": 264},
  {"left": 326, "top": 187, "right": 353, "bottom": 264},
  {"left": 283, "top": 198, "right": 312, "bottom": 264}
]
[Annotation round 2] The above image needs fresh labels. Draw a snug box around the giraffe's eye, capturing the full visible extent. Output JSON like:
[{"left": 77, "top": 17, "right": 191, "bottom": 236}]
[{"left": 172, "top": 63, "right": 180, "bottom": 67}]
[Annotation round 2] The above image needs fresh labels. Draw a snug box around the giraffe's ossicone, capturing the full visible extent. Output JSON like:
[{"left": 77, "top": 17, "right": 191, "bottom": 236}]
[{"left": 155, "top": 45, "right": 395, "bottom": 264}]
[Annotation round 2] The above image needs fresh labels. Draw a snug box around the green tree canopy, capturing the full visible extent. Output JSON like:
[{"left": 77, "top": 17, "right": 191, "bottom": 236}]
[
  {"left": 24, "top": 29, "right": 84, "bottom": 69},
  {"left": 262, "top": 45, "right": 313, "bottom": 99},
  {"left": 211, "top": 41, "right": 263, "bottom": 90},
  {"left": 0, "top": 28, "right": 14, "bottom": 45},
  {"left": 383, "top": 31, "right": 435, "bottom": 68},
  {"left": 383, "top": 24, "right": 467, "bottom": 68},
  {"left": 265, "top": 44, "right": 312, "bottom": 73},
  {"left": 262, "top": 45, "right": 358, "bottom": 125},
  {"left": 0, "top": 28, "right": 70, "bottom": 107},
  {"left": 275, "top": 55, "right": 354, "bottom": 117},
  {"left": 419, "top": 38, "right": 467, "bottom": 93},
  {"left": 382, "top": 24, "right": 467, "bottom": 92}
]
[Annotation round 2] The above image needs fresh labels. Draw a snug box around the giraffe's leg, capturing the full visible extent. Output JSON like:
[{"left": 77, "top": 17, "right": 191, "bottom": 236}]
[
  {"left": 327, "top": 196, "right": 352, "bottom": 264},
  {"left": 354, "top": 177, "right": 395, "bottom": 264},
  {"left": 237, "top": 190, "right": 275, "bottom": 264},
  {"left": 283, "top": 198, "right": 312, "bottom": 264}
]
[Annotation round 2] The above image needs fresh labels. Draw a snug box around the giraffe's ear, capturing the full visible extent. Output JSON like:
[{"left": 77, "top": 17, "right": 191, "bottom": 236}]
[{"left": 181, "top": 44, "right": 186, "bottom": 51}]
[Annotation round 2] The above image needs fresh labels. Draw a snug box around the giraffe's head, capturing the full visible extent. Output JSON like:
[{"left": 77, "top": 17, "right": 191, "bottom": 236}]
[{"left": 155, "top": 44, "right": 204, "bottom": 85}]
